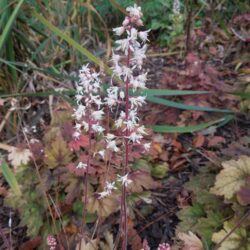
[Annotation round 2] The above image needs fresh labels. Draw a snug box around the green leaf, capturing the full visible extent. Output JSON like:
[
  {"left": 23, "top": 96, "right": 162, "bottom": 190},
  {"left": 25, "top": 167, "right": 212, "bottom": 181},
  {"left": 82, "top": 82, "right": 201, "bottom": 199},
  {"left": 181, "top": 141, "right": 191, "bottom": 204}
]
[
  {"left": 147, "top": 96, "right": 233, "bottom": 113},
  {"left": 131, "top": 89, "right": 210, "bottom": 96},
  {"left": 177, "top": 203, "right": 205, "bottom": 232},
  {"left": 229, "top": 92, "right": 250, "bottom": 100},
  {"left": 44, "top": 136, "right": 72, "bottom": 169},
  {"left": 152, "top": 115, "right": 234, "bottom": 133},
  {"left": 196, "top": 211, "right": 224, "bottom": 248},
  {"left": 0, "top": 0, "right": 25, "bottom": 54},
  {"left": 1, "top": 160, "right": 21, "bottom": 196}
]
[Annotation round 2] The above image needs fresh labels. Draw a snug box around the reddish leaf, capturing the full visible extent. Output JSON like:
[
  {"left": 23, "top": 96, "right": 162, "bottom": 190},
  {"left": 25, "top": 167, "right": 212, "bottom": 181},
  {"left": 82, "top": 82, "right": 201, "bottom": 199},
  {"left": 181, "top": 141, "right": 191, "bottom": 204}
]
[
  {"left": 208, "top": 136, "right": 226, "bottom": 147},
  {"left": 68, "top": 135, "right": 89, "bottom": 152},
  {"left": 20, "top": 237, "right": 42, "bottom": 250},
  {"left": 170, "top": 158, "right": 187, "bottom": 172},
  {"left": 129, "top": 170, "right": 160, "bottom": 192},
  {"left": 193, "top": 134, "right": 205, "bottom": 148},
  {"left": 237, "top": 177, "right": 250, "bottom": 206}
]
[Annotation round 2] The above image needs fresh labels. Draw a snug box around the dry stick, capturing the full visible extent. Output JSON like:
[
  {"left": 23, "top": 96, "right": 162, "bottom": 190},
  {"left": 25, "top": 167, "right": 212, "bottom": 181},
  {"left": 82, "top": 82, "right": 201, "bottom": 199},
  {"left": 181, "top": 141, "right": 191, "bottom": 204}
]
[
  {"left": 213, "top": 209, "right": 250, "bottom": 250},
  {"left": 48, "top": 194, "right": 70, "bottom": 250}
]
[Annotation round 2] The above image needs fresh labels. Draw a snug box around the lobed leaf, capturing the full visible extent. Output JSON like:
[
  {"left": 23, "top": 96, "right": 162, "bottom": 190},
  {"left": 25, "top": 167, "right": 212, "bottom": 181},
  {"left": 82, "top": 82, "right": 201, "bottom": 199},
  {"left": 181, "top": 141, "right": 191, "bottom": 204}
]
[{"left": 210, "top": 155, "right": 250, "bottom": 200}]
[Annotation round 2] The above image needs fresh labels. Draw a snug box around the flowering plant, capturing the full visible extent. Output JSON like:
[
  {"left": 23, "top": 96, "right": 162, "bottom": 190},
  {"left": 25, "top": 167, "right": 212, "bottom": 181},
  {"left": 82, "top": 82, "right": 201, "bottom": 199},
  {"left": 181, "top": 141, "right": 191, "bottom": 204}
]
[{"left": 70, "top": 4, "right": 157, "bottom": 249}]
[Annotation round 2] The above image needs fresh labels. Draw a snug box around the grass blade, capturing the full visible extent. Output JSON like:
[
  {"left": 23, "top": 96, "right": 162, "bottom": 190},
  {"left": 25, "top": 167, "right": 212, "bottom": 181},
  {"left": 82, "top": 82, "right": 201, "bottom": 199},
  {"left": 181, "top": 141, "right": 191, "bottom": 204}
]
[
  {"left": 132, "top": 89, "right": 210, "bottom": 96},
  {"left": 147, "top": 96, "right": 233, "bottom": 113},
  {"left": 32, "top": 10, "right": 112, "bottom": 76},
  {"left": 0, "top": 0, "right": 25, "bottom": 54},
  {"left": 152, "top": 115, "right": 234, "bottom": 133},
  {"left": 229, "top": 92, "right": 250, "bottom": 100},
  {"left": 1, "top": 160, "right": 21, "bottom": 196}
]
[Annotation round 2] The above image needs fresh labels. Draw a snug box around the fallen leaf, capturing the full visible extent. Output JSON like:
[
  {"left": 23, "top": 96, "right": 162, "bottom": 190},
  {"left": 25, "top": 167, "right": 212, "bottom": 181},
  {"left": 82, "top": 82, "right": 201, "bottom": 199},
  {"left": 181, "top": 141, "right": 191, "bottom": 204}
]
[
  {"left": 20, "top": 237, "right": 42, "bottom": 250},
  {"left": 129, "top": 170, "right": 160, "bottom": 193},
  {"left": 178, "top": 231, "right": 203, "bottom": 250},
  {"left": 75, "top": 239, "right": 98, "bottom": 250},
  {"left": 193, "top": 134, "right": 205, "bottom": 148},
  {"left": 8, "top": 147, "right": 32, "bottom": 168},
  {"left": 207, "top": 136, "right": 226, "bottom": 147},
  {"left": 100, "top": 231, "right": 115, "bottom": 250},
  {"left": 170, "top": 158, "right": 187, "bottom": 172}
]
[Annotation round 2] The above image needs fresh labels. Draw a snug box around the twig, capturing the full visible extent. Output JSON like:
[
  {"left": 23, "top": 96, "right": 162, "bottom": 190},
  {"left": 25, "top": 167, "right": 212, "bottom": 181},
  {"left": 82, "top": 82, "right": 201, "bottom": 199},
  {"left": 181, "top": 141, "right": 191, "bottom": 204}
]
[{"left": 213, "top": 209, "right": 250, "bottom": 250}]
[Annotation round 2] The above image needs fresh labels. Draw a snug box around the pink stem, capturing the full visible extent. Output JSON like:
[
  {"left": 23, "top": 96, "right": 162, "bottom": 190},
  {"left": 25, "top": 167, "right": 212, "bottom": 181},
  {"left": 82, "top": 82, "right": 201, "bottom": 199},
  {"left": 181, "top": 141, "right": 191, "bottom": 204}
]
[
  {"left": 121, "top": 27, "right": 131, "bottom": 250},
  {"left": 82, "top": 110, "right": 92, "bottom": 233}
]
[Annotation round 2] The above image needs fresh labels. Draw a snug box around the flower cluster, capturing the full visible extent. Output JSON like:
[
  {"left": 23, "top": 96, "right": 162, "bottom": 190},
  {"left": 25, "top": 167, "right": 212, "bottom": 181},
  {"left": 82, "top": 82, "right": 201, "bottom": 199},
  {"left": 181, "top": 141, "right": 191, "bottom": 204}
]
[
  {"left": 109, "top": 4, "right": 150, "bottom": 146},
  {"left": 47, "top": 235, "right": 57, "bottom": 250},
  {"left": 73, "top": 64, "right": 105, "bottom": 140},
  {"left": 98, "top": 4, "right": 151, "bottom": 198}
]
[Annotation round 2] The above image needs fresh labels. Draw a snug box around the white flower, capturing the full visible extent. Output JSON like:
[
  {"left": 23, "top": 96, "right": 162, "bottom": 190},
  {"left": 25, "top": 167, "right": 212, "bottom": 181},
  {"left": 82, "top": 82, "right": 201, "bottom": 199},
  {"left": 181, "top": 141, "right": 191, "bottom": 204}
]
[
  {"left": 122, "top": 17, "right": 130, "bottom": 26},
  {"left": 75, "top": 94, "right": 83, "bottom": 103},
  {"left": 115, "top": 38, "right": 130, "bottom": 52},
  {"left": 79, "top": 64, "right": 90, "bottom": 75},
  {"left": 122, "top": 66, "right": 133, "bottom": 81},
  {"left": 115, "top": 118, "right": 123, "bottom": 128},
  {"left": 98, "top": 191, "right": 109, "bottom": 199},
  {"left": 73, "top": 130, "right": 81, "bottom": 139},
  {"left": 106, "top": 133, "right": 116, "bottom": 140},
  {"left": 107, "top": 140, "right": 119, "bottom": 152},
  {"left": 74, "top": 123, "right": 82, "bottom": 131},
  {"left": 128, "top": 132, "right": 143, "bottom": 143},
  {"left": 129, "top": 109, "right": 139, "bottom": 123},
  {"left": 126, "top": 4, "right": 143, "bottom": 18},
  {"left": 113, "top": 26, "right": 125, "bottom": 36},
  {"left": 91, "top": 109, "right": 104, "bottom": 121},
  {"left": 143, "top": 142, "right": 151, "bottom": 151},
  {"left": 90, "top": 94, "right": 103, "bottom": 109},
  {"left": 76, "top": 85, "right": 84, "bottom": 94},
  {"left": 138, "top": 30, "right": 150, "bottom": 42},
  {"left": 129, "top": 96, "right": 146, "bottom": 109},
  {"left": 111, "top": 52, "right": 121, "bottom": 66},
  {"left": 119, "top": 91, "right": 125, "bottom": 99},
  {"left": 130, "top": 73, "right": 148, "bottom": 90},
  {"left": 137, "top": 125, "right": 147, "bottom": 135},
  {"left": 106, "top": 181, "right": 117, "bottom": 193},
  {"left": 124, "top": 120, "right": 137, "bottom": 131},
  {"left": 115, "top": 111, "right": 126, "bottom": 128},
  {"left": 98, "top": 181, "right": 117, "bottom": 199},
  {"left": 92, "top": 124, "right": 105, "bottom": 133},
  {"left": 132, "top": 44, "right": 147, "bottom": 68},
  {"left": 76, "top": 162, "right": 87, "bottom": 169},
  {"left": 117, "top": 174, "right": 132, "bottom": 187},
  {"left": 98, "top": 150, "right": 105, "bottom": 159},
  {"left": 73, "top": 104, "right": 86, "bottom": 120},
  {"left": 82, "top": 121, "right": 89, "bottom": 131},
  {"left": 130, "top": 28, "right": 138, "bottom": 41}
]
